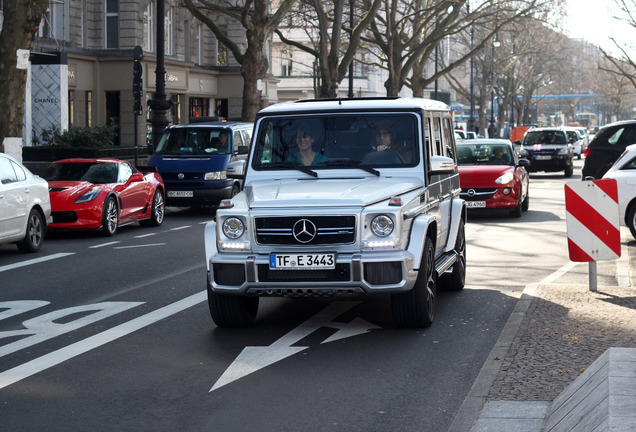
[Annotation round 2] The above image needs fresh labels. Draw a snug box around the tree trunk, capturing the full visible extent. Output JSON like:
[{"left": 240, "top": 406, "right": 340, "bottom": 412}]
[{"left": 0, "top": 0, "right": 49, "bottom": 151}]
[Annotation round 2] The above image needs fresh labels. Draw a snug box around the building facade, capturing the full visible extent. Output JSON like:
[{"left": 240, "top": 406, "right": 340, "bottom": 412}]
[{"left": 25, "top": 0, "right": 254, "bottom": 148}]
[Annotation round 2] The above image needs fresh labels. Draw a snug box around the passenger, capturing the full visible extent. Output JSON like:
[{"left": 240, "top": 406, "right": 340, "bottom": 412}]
[
  {"left": 286, "top": 126, "right": 327, "bottom": 166},
  {"left": 489, "top": 147, "right": 508, "bottom": 165}
]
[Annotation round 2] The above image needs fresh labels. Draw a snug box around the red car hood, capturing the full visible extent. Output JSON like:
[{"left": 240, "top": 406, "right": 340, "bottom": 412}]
[
  {"left": 48, "top": 180, "right": 106, "bottom": 204},
  {"left": 458, "top": 165, "right": 514, "bottom": 187}
]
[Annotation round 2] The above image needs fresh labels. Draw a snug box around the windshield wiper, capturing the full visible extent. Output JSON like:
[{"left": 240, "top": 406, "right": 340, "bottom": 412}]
[
  {"left": 264, "top": 162, "right": 318, "bottom": 177},
  {"left": 326, "top": 159, "right": 380, "bottom": 176}
]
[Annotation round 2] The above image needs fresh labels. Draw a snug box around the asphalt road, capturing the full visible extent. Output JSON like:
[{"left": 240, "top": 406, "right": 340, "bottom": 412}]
[{"left": 0, "top": 160, "right": 590, "bottom": 432}]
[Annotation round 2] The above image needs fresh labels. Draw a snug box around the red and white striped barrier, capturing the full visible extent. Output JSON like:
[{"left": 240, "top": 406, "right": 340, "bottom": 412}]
[{"left": 565, "top": 179, "right": 621, "bottom": 262}]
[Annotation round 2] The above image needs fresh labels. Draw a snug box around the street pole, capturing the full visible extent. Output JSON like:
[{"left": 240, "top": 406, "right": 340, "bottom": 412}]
[
  {"left": 348, "top": 0, "right": 354, "bottom": 98},
  {"left": 468, "top": 7, "right": 475, "bottom": 133},
  {"left": 147, "top": 0, "right": 173, "bottom": 152}
]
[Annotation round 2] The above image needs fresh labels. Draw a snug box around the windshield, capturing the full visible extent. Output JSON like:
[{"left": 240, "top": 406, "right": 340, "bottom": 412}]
[
  {"left": 524, "top": 131, "right": 567, "bottom": 145},
  {"left": 457, "top": 144, "right": 514, "bottom": 166},
  {"left": 42, "top": 162, "right": 119, "bottom": 184},
  {"left": 252, "top": 114, "right": 419, "bottom": 170},
  {"left": 155, "top": 128, "right": 232, "bottom": 155}
]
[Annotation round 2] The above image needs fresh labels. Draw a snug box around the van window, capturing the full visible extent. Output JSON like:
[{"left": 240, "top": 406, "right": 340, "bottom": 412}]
[
  {"left": 441, "top": 117, "right": 455, "bottom": 161},
  {"left": 155, "top": 128, "right": 233, "bottom": 155}
]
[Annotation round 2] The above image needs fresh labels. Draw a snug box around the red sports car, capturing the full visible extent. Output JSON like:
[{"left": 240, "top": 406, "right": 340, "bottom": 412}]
[
  {"left": 456, "top": 139, "right": 530, "bottom": 217},
  {"left": 42, "top": 158, "right": 165, "bottom": 235}
]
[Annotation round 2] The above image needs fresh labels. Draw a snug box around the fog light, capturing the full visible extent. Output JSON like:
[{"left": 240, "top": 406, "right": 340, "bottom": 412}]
[{"left": 502, "top": 187, "right": 512, "bottom": 195}]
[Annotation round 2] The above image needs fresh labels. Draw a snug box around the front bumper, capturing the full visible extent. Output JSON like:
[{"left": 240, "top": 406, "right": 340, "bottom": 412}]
[
  {"left": 207, "top": 250, "right": 418, "bottom": 297},
  {"left": 525, "top": 154, "right": 571, "bottom": 172}
]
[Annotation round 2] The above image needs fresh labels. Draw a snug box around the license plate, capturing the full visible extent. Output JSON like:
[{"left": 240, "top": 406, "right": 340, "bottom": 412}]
[
  {"left": 535, "top": 155, "right": 552, "bottom": 160},
  {"left": 167, "top": 191, "right": 194, "bottom": 198},
  {"left": 467, "top": 201, "right": 486, "bottom": 208},
  {"left": 269, "top": 253, "right": 336, "bottom": 270}
]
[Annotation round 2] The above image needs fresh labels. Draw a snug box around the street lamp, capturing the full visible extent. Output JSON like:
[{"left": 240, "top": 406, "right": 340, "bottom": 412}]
[{"left": 489, "top": 35, "right": 500, "bottom": 138}]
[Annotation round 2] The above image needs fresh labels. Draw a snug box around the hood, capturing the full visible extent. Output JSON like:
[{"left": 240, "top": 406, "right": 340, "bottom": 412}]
[
  {"left": 148, "top": 154, "right": 230, "bottom": 173},
  {"left": 48, "top": 181, "right": 102, "bottom": 201},
  {"left": 522, "top": 144, "right": 567, "bottom": 152},
  {"left": 458, "top": 166, "right": 514, "bottom": 187},
  {"left": 245, "top": 177, "right": 423, "bottom": 208}
]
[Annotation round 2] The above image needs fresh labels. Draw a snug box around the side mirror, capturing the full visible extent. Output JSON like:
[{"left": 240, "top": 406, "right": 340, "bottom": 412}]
[
  {"left": 430, "top": 155, "right": 456, "bottom": 174},
  {"left": 514, "top": 140, "right": 522, "bottom": 145},
  {"left": 129, "top": 172, "right": 144, "bottom": 182},
  {"left": 237, "top": 145, "right": 249, "bottom": 155},
  {"left": 518, "top": 158, "right": 530, "bottom": 168},
  {"left": 226, "top": 160, "right": 246, "bottom": 179}
]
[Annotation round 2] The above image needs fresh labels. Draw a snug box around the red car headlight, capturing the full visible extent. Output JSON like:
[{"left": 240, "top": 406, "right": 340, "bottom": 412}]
[
  {"left": 74, "top": 188, "right": 102, "bottom": 204},
  {"left": 495, "top": 172, "right": 514, "bottom": 185}
]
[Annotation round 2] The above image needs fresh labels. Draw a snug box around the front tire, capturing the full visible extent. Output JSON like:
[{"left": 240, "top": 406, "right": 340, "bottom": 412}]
[
  {"left": 392, "top": 236, "right": 436, "bottom": 328},
  {"left": 101, "top": 196, "right": 118, "bottom": 236},
  {"left": 510, "top": 191, "right": 523, "bottom": 218},
  {"left": 207, "top": 283, "right": 259, "bottom": 327},
  {"left": 522, "top": 191, "right": 530, "bottom": 212},
  {"left": 439, "top": 219, "right": 466, "bottom": 291},
  {"left": 140, "top": 189, "right": 165, "bottom": 227},
  {"left": 564, "top": 164, "right": 574, "bottom": 178},
  {"left": 627, "top": 205, "right": 636, "bottom": 240},
  {"left": 16, "top": 209, "right": 45, "bottom": 253}
]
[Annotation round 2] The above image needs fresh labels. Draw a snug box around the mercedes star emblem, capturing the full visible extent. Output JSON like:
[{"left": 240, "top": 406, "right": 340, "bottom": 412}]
[{"left": 293, "top": 219, "right": 317, "bottom": 243}]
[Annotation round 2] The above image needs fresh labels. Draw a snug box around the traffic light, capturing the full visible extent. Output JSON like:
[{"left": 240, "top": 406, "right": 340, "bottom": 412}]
[{"left": 133, "top": 60, "right": 143, "bottom": 115}]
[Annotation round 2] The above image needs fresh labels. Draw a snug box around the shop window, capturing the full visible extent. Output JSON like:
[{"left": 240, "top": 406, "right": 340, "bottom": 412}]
[{"left": 190, "top": 97, "right": 209, "bottom": 120}]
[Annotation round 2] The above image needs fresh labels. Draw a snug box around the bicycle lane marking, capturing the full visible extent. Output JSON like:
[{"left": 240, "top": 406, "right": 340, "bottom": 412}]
[{"left": 0, "top": 290, "right": 206, "bottom": 390}]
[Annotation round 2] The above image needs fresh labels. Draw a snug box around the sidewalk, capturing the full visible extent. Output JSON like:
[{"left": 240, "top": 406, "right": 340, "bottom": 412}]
[{"left": 449, "top": 228, "right": 636, "bottom": 432}]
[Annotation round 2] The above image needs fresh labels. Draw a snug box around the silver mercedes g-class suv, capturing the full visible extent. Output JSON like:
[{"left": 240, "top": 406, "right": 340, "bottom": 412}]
[{"left": 204, "top": 97, "right": 467, "bottom": 328}]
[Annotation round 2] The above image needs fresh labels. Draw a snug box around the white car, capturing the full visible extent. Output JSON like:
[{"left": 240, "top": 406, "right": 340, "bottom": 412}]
[
  {"left": 0, "top": 153, "right": 51, "bottom": 252},
  {"left": 563, "top": 127, "right": 585, "bottom": 159},
  {"left": 602, "top": 143, "right": 636, "bottom": 239}
]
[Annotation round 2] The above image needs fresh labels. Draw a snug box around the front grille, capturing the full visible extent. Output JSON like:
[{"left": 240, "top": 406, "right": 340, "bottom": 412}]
[
  {"left": 257, "top": 263, "right": 350, "bottom": 282},
  {"left": 165, "top": 181, "right": 203, "bottom": 188},
  {"left": 213, "top": 263, "right": 246, "bottom": 285},
  {"left": 255, "top": 216, "right": 356, "bottom": 245},
  {"left": 364, "top": 262, "right": 402, "bottom": 285},
  {"left": 161, "top": 172, "right": 204, "bottom": 180},
  {"left": 52, "top": 211, "right": 78, "bottom": 223},
  {"left": 460, "top": 188, "right": 497, "bottom": 201}
]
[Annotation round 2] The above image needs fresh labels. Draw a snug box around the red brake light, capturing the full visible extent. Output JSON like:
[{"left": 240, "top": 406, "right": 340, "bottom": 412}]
[{"left": 583, "top": 147, "right": 591, "bottom": 158}]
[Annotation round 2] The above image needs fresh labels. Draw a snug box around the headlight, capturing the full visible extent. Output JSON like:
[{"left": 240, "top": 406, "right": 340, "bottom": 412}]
[
  {"left": 558, "top": 147, "right": 569, "bottom": 155},
  {"left": 495, "top": 172, "right": 514, "bottom": 184},
  {"left": 371, "top": 215, "right": 394, "bottom": 237},
  {"left": 74, "top": 188, "right": 102, "bottom": 204},
  {"left": 204, "top": 171, "right": 227, "bottom": 180},
  {"left": 520, "top": 148, "right": 529, "bottom": 157},
  {"left": 222, "top": 217, "right": 245, "bottom": 239}
]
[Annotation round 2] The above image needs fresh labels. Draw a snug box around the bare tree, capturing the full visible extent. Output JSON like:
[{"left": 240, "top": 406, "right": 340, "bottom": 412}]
[
  {"left": 183, "top": 0, "right": 296, "bottom": 121},
  {"left": 363, "top": 0, "right": 553, "bottom": 97},
  {"left": 275, "top": 0, "right": 382, "bottom": 98},
  {"left": 598, "top": 0, "right": 636, "bottom": 90},
  {"left": 0, "top": 0, "right": 50, "bottom": 152}
]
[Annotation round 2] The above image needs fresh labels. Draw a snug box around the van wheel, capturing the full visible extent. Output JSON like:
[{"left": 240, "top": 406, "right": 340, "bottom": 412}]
[
  {"left": 208, "top": 283, "right": 259, "bottom": 327},
  {"left": 439, "top": 219, "right": 466, "bottom": 291},
  {"left": 16, "top": 209, "right": 45, "bottom": 253},
  {"left": 392, "top": 236, "right": 436, "bottom": 328},
  {"left": 231, "top": 184, "right": 240, "bottom": 197}
]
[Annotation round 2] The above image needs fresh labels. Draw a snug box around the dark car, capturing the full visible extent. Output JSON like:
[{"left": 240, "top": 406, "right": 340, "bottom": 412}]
[
  {"left": 581, "top": 120, "right": 636, "bottom": 179},
  {"left": 519, "top": 127, "right": 574, "bottom": 177}
]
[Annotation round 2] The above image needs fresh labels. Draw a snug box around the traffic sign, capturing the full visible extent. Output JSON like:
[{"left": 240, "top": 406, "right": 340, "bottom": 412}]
[{"left": 565, "top": 179, "right": 621, "bottom": 262}]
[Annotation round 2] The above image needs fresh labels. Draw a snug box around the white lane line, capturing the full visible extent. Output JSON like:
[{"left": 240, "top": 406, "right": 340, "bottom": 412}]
[
  {"left": 134, "top": 233, "right": 157, "bottom": 238},
  {"left": 0, "top": 253, "right": 75, "bottom": 273},
  {"left": 89, "top": 241, "right": 120, "bottom": 249},
  {"left": 0, "top": 290, "right": 206, "bottom": 390},
  {"left": 113, "top": 243, "right": 166, "bottom": 249},
  {"left": 170, "top": 226, "right": 191, "bottom": 231}
]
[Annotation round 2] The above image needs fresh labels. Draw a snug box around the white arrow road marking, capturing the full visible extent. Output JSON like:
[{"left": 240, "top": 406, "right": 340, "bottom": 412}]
[{"left": 210, "top": 301, "right": 380, "bottom": 392}]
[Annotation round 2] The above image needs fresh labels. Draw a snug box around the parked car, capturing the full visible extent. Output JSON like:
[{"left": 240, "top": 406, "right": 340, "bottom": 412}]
[
  {"left": 42, "top": 158, "right": 165, "bottom": 236},
  {"left": 148, "top": 121, "right": 253, "bottom": 206},
  {"left": 519, "top": 127, "right": 574, "bottom": 177},
  {"left": 0, "top": 153, "right": 51, "bottom": 252},
  {"left": 602, "top": 143, "right": 636, "bottom": 239},
  {"left": 582, "top": 120, "right": 636, "bottom": 179},
  {"left": 456, "top": 139, "right": 530, "bottom": 217},
  {"left": 563, "top": 126, "right": 586, "bottom": 159},
  {"left": 204, "top": 97, "right": 467, "bottom": 328}
]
